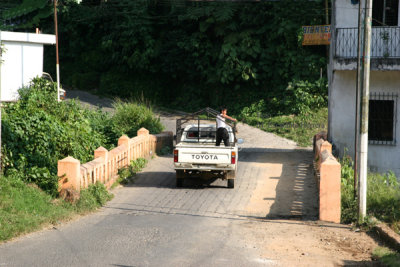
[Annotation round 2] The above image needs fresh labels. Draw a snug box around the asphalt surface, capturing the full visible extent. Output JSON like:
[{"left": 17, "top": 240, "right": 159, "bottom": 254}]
[
  {"left": 0, "top": 91, "right": 378, "bottom": 266},
  {"left": 0, "top": 150, "right": 318, "bottom": 267}
]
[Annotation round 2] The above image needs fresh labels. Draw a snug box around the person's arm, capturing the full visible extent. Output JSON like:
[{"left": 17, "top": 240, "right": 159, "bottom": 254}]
[{"left": 221, "top": 114, "right": 237, "bottom": 122}]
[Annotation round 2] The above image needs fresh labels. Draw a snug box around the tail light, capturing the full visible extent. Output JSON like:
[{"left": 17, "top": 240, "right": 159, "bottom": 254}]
[
  {"left": 231, "top": 151, "right": 236, "bottom": 164},
  {"left": 174, "top": 149, "right": 179, "bottom": 162}
]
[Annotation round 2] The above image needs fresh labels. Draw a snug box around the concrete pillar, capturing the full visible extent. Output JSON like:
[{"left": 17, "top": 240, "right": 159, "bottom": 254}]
[
  {"left": 94, "top": 146, "right": 108, "bottom": 183},
  {"left": 137, "top": 128, "right": 149, "bottom": 157},
  {"left": 137, "top": 128, "right": 149, "bottom": 136},
  {"left": 118, "top": 135, "right": 130, "bottom": 166},
  {"left": 58, "top": 156, "right": 81, "bottom": 192},
  {"left": 319, "top": 154, "right": 341, "bottom": 223},
  {"left": 320, "top": 141, "right": 332, "bottom": 154}
]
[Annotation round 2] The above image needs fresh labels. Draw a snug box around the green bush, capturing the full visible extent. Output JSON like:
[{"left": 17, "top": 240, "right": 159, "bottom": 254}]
[
  {"left": 111, "top": 100, "right": 164, "bottom": 138},
  {"left": 2, "top": 78, "right": 106, "bottom": 195},
  {"left": 116, "top": 158, "right": 148, "bottom": 186},
  {"left": 1, "top": 78, "right": 163, "bottom": 196},
  {"left": 340, "top": 154, "right": 358, "bottom": 224},
  {"left": 373, "top": 246, "right": 400, "bottom": 267},
  {"left": 238, "top": 99, "right": 267, "bottom": 120},
  {"left": 282, "top": 78, "right": 328, "bottom": 115},
  {"left": 131, "top": 158, "right": 148, "bottom": 173},
  {"left": 340, "top": 155, "right": 400, "bottom": 227},
  {"left": 76, "top": 182, "right": 113, "bottom": 211}
]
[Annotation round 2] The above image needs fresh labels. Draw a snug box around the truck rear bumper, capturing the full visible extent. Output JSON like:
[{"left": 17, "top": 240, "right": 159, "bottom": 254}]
[{"left": 174, "top": 163, "right": 235, "bottom": 171}]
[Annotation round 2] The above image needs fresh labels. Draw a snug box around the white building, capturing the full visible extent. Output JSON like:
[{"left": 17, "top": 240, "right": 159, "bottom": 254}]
[
  {"left": 328, "top": 0, "right": 400, "bottom": 175},
  {"left": 0, "top": 31, "right": 55, "bottom": 101}
]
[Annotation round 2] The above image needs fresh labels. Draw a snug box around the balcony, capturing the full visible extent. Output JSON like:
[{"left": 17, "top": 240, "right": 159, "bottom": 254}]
[{"left": 334, "top": 27, "right": 400, "bottom": 70}]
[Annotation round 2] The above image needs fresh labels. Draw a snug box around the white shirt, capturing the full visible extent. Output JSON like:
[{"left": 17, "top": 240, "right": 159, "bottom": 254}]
[{"left": 216, "top": 114, "right": 226, "bottom": 128}]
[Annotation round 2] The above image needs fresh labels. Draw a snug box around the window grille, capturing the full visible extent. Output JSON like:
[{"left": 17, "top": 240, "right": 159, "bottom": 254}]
[{"left": 368, "top": 92, "right": 398, "bottom": 145}]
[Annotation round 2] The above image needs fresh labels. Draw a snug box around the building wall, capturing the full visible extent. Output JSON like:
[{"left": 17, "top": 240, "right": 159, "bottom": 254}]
[
  {"left": 334, "top": 1, "right": 361, "bottom": 28},
  {"left": 0, "top": 31, "right": 55, "bottom": 102},
  {"left": 330, "top": 70, "right": 400, "bottom": 176},
  {"left": 1, "top": 41, "right": 44, "bottom": 101}
]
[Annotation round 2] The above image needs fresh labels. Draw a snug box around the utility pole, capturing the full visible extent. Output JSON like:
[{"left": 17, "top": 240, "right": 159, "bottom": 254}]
[
  {"left": 54, "top": 0, "right": 60, "bottom": 102},
  {"left": 325, "top": 0, "right": 329, "bottom": 24},
  {"left": 354, "top": 0, "right": 363, "bottom": 200},
  {"left": 0, "top": 42, "right": 2, "bottom": 174},
  {"left": 359, "top": 0, "right": 373, "bottom": 223}
]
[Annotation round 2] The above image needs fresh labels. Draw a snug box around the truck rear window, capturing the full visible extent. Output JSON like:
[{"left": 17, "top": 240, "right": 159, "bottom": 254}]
[{"left": 186, "top": 127, "right": 216, "bottom": 139}]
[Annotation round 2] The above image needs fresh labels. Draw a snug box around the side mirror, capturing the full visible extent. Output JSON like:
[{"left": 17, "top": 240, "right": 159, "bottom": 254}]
[{"left": 237, "top": 138, "right": 244, "bottom": 144}]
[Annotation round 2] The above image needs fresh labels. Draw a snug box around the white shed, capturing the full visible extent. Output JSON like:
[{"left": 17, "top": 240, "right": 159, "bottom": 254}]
[{"left": 0, "top": 31, "right": 55, "bottom": 102}]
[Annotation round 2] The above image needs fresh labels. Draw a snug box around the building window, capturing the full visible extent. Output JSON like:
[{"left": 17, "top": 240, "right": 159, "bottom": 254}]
[
  {"left": 368, "top": 92, "right": 397, "bottom": 145},
  {"left": 373, "top": 0, "right": 399, "bottom": 26}
]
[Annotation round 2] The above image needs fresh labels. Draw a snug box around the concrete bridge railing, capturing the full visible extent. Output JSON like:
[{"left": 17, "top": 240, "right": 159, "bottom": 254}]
[
  {"left": 314, "top": 132, "right": 341, "bottom": 223},
  {"left": 57, "top": 128, "right": 173, "bottom": 198}
]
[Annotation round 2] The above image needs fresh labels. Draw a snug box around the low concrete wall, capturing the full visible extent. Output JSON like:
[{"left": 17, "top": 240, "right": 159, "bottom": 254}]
[
  {"left": 57, "top": 128, "right": 173, "bottom": 197},
  {"left": 314, "top": 132, "right": 341, "bottom": 223}
]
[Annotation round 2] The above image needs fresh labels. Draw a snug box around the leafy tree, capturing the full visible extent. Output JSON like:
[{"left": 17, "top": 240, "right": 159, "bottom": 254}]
[
  {"left": 43, "top": 0, "right": 329, "bottom": 114},
  {"left": 0, "top": 0, "right": 52, "bottom": 30}
]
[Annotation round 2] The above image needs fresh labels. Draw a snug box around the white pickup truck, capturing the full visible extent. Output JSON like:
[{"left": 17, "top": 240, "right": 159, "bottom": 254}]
[{"left": 174, "top": 121, "right": 243, "bottom": 188}]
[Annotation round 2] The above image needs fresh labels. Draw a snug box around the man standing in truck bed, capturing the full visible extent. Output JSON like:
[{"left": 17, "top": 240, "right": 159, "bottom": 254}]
[{"left": 216, "top": 107, "right": 237, "bottom": 146}]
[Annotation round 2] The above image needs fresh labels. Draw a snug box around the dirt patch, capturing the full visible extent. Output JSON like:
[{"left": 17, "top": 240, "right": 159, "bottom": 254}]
[{"left": 236, "top": 219, "right": 380, "bottom": 267}]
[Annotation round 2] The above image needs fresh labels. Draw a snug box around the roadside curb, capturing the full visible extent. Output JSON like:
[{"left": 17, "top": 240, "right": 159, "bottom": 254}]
[{"left": 374, "top": 222, "right": 400, "bottom": 252}]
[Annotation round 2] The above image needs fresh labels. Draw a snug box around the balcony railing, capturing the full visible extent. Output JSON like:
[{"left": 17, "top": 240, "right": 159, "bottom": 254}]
[{"left": 335, "top": 27, "right": 400, "bottom": 59}]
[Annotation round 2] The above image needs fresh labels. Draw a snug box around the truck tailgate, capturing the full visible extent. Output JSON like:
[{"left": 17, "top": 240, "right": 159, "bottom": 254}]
[{"left": 177, "top": 147, "right": 232, "bottom": 164}]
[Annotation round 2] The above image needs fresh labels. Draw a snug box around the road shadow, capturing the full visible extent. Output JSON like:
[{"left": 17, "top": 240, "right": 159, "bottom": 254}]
[
  {"left": 123, "top": 150, "right": 318, "bottom": 220},
  {"left": 125, "top": 171, "right": 228, "bottom": 189},
  {"left": 238, "top": 147, "right": 312, "bottom": 162},
  {"left": 241, "top": 150, "right": 319, "bottom": 220}
]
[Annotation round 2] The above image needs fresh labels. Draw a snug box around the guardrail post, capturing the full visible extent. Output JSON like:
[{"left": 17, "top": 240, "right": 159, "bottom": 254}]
[
  {"left": 137, "top": 128, "right": 149, "bottom": 156},
  {"left": 319, "top": 153, "right": 341, "bottom": 223},
  {"left": 58, "top": 156, "right": 81, "bottom": 192},
  {"left": 137, "top": 128, "right": 149, "bottom": 136},
  {"left": 118, "top": 135, "right": 130, "bottom": 166},
  {"left": 94, "top": 146, "right": 109, "bottom": 183}
]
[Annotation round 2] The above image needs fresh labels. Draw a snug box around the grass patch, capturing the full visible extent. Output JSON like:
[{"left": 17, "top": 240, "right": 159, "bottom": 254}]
[
  {"left": 372, "top": 246, "right": 400, "bottom": 267},
  {"left": 340, "top": 155, "right": 400, "bottom": 232},
  {"left": 0, "top": 174, "right": 113, "bottom": 242},
  {"left": 112, "top": 100, "right": 164, "bottom": 138},
  {"left": 241, "top": 108, "right": 327, "bottom": 147},
  {"left": 114, "top": 158, "right": 148, "bottom": 187}
]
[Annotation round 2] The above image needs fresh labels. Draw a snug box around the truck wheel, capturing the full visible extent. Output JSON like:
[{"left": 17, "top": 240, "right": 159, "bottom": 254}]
[
  {"left": 176, "top": 178, "right": 184, "bottom": 187},
  {"left": 227, "top": 179, "right": 234, "bottom": 189},
  {"left": 176, "top": 170, "right": 184, "bottom": 187}
]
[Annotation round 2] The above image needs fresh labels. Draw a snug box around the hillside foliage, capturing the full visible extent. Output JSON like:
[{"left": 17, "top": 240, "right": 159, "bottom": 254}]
[{"left": 36, "top": 0, "right": 329, "bottom": 115}]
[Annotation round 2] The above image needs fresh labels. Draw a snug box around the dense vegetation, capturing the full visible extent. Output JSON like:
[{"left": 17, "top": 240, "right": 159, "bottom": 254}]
[
  {"left": 37, "top": 0, "right": 328, "bottom": 115},
  {"left": 1, "top": 0, "right": 330, "bottom": 145},
  {"left": 1, "top": 78, "right": 163, "bottom": 196}
]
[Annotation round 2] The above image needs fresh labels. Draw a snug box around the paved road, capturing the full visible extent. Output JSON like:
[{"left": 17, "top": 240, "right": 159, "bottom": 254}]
[
  {"left": 0, "top": 91, "right": 378, "bottom": 266},
  {"left": 0, "top": 149, "right": 325, "bottom": 267}
]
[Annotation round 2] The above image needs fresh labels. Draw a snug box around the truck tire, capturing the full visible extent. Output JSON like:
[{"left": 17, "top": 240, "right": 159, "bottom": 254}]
[
  {"left": 176, "top": 170, "right": 184, "bottom": 187},
  {"left": 227, "top": 170, "right": 236, "bottom": 179},
  {"left": 227, "top": 179, "right": 234, "bottom": 188},
  {"left": 176, "top": 178, "right": 184, "bottom": 187}
]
